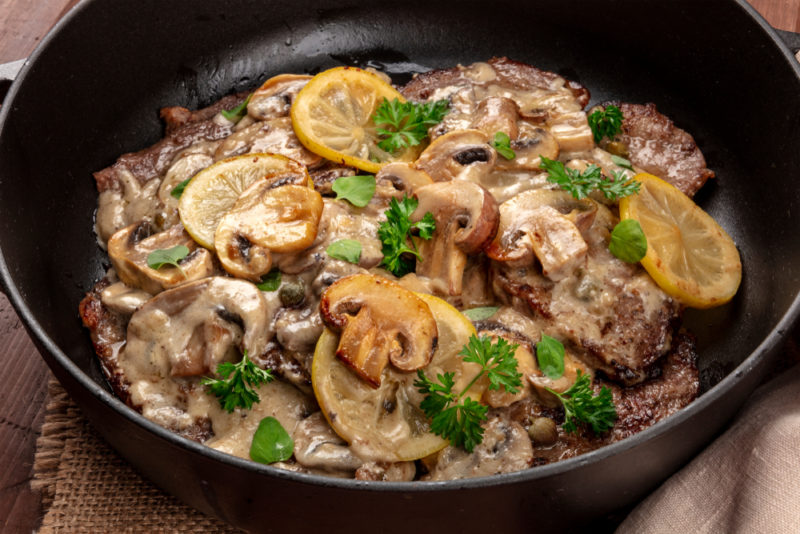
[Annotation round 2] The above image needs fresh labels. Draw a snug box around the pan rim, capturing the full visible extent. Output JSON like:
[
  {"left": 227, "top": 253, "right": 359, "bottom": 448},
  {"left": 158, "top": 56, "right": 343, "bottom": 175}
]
[{"left": 1, "top": 0, "right": 799, "bottom": 494}]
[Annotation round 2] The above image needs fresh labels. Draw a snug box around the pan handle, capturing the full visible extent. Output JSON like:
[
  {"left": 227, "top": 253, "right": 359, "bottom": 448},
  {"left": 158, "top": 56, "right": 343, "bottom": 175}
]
[{"left": 0, "top": 59, "right": 25, "bottom": 106}]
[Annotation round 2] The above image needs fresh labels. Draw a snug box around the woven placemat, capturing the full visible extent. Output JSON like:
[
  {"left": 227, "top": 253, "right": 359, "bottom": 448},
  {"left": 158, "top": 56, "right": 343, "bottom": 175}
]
[{"left": 31, "top": 378, "right": 242, "bottom": 533}]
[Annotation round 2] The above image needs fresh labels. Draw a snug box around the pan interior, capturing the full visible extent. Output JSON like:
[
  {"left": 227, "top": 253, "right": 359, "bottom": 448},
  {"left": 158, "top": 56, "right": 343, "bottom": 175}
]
[{"left": 1, "top": 0, "right": 798, "bottom": 447}]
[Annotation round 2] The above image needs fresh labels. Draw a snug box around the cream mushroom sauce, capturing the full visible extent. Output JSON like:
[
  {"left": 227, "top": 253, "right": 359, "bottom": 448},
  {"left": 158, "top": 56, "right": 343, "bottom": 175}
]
[{"left": 81, "top": 58, "right": 707, "bottom": 481}]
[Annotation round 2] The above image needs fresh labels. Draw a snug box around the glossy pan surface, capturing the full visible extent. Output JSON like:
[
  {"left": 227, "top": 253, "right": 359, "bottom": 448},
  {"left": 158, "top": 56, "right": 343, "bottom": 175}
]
[{"left": 1, "top": 0, "right": 800, "bottom": 531}]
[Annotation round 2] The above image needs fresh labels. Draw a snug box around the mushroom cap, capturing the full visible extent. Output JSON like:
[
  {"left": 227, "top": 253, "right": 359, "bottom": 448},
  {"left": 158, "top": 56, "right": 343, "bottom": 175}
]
[
  {"left": 215, "top": 181, "right": 323, "bottom": 282},
  {"left": 247, "top": 74, "right": 311, "bottom": 121},
  {"left": 411, "top": 181, "right": 500, "bottom": 296},
  {"left": 470, "top": 96, "right": 520, "bottom": 140},
  {"left": 415, "top": 129, "right": 497, "bottom": 183},
  {"left": 108, "top": 221, "right": 214, "bottom": 295},
  {"left": 485, "top": 189, "right": 596, "bottom": 281},
  {"left": 319, "top": 273, "right": 438, "bottom": 387},
  {"left": 494, "top": 122, "right": 559, "bottom": 171},
  {"left": 374, "top": 162, "right": 433, "bottom": 200}
]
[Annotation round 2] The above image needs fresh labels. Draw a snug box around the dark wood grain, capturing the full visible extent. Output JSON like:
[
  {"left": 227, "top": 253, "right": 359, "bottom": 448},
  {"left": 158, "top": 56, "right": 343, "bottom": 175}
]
[{"left": 0, "top": 1, "right": 797, "bottom": 532}]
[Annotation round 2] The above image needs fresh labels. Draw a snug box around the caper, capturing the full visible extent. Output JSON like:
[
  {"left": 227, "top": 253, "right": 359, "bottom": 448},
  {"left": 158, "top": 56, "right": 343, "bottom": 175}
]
[
  {"left": 606, "top": 141, "right": 629, "bottom": 158},
  {"left": 279, "top": 280, "right": 306, "bottom": 307},
  {"left": 528, "top": 417, "right": 558, "bottom": 446},
  {"left": 574, "top": 274, "right": 598, "bottom": 301}
]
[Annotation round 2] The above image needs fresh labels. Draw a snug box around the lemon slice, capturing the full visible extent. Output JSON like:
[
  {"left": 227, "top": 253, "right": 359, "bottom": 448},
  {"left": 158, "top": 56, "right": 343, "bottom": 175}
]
[
  {"left": 619, "top": 172, "right": 742, "bottom": 308},
  {"left": 311, "top": 293, "right": 482, "bottom": 462},
  {"left": 178, "top": 153, "right": 309, "bottom": 249},
  {"left": 291, "top": 66, "right": 418, "bottom": 173}
]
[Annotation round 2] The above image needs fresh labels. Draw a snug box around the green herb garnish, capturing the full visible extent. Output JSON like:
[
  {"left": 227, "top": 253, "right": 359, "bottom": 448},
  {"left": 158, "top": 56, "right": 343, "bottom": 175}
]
[
  {"left": 491, "top": 132, "right": 516, "bottom": 160},
  {"left": 326, "top": 239, "right": 362, "bottom": 264},
  {"left": 588, "top": 104, "right": 623, "bottom": 143},
  {"left": 373, "top": 98, "right": 449, "bottom": 154},
  {"left": 415, "top": 335, "right": 522, "bottom": 452},
  {"left": 332, "top": 174, "right": 376, "bottom": 207},
  {"left": 146, "top": 245, "right": 190, "bottom": 277},
  {"left": 536, "top": 334, "right": 565, "bottom": 380},
  {"left": 170, "top": 177, "right": 192, "bottom": 199},
  {"left": 547, "top": 370, "right": 617, "bottom": 435},
  {"left": 201, "top": 350, "right": 273, "bottom": 413},
  {"left": 377, "top": 195, "right": 436, "bottom": 277},
  {"left": 250, "top": 416, "right": 294, "bottom": 464},
  {"left": 609, "top": 219, "right": 647, "bottom": 263},
  {"left": 256, "top": 269, "right": 282, "bottom": 291},
  {"left": 461, "top": 306, "right": 500, "bottom": 321},
  {"left": 610, "top": 154, "right": 634, "bottom": 170},
  {"left": 540, "top": 156, "right": 640, "bottom": 200},
  {"left": 221, "top": 94, "right": 252, "bottom": 122}
]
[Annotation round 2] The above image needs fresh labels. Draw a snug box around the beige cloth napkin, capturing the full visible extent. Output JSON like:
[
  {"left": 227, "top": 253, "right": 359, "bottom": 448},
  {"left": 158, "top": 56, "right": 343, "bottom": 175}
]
[{"left": 617, "top": 363, "right": 800, "bottom": 533}]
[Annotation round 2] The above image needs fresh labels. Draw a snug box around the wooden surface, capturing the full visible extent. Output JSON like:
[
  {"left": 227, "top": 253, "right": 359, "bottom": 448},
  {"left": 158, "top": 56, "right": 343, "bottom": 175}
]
[{"left": 0, "top": 1, "right": 798, "bottom": 532}]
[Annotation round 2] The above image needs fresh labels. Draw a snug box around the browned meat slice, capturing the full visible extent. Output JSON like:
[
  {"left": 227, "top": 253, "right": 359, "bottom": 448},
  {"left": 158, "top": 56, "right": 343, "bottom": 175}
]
[
  {"left": 611, "top": 102, "right": 714, "bottom": 197},
  {"left": 403, "top": 57, "right": 590, "bottom": 108},
  {"left": 93, "top": 93, "right": 247, "bottom": 193},
  {"left": 507, "top": 332, "right": 698, "bottom": 463}
]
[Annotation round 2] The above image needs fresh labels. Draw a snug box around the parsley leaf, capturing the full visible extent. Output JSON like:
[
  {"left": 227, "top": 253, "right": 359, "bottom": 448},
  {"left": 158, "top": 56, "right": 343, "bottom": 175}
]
[
  {"left": 221, "top": 94, "right": 252, "bottom": 122},
  {"left": 250, "top": 416, "right": 294, "bottom": 464},
  {"left": 540, "top": 156, "right": 640, "bottom": 200},
  {"left": 326, "top": 239, "right": 362, "bottom": 264},
  {"left": 588, "top": 104, "right": 623, "bottom": 143},
  {"left": 491, "top": 132, "right": 516, "bottom": 160},
  {"left": 377, "top": 195, "right": 436, "bottom": 277},
  {"left": 146, "top": 245, "right": 190, "bottom": 277},
  {"left": 610, "top": 154, "right": 634, "bottom": 170},
  {"left": 170, "top": 177, "right": 192, "bottom": 199},
  {"left": 461, "top": 306, "right": 500, "bottom": 321},
  {"left": 332, "top": 174, "right": 376, "bottom": 207},
  {"left": 256, "top": 269, "right": 281, "bottom": 291},
  {"left": 201, "top": 350, "right": 273, "bottom": 413},
  {"left": 373, "top": 98, "right": 449, "bottom": 154},
  {"left": 414, "top": 334, "right": 522, "bottom": 452},
  {"left": 547, "top": 370, "right": 617, "bottom": 435},
  {"left": 609, "top": 219, "right": 647, "bottom": 263},
  {"left": 536, "top": 334, "right": 565, "bottom": 379}
]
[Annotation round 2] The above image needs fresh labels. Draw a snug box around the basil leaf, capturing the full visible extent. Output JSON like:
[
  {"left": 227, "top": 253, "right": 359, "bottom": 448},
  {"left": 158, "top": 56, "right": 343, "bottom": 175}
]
[
  {"left": 250, "top": 416, "right": 294, "bottom": 464},
  {"left": 147, "top": 245, "right": 190, "bottom": 270},
  {"left": 326, "top": 239, "right": 362, "bottom": 264},
  {"left": 536, "top": 334, "right": 565, "bottom": 379},
  {"left": 610, "top": 154, "right": 633, "bottom": 170},
  {"left": 609, "top": 219, "right": 647, "bottom": 263},
  {"left": 221, "top": 94, "right": 252, "bottom": 122},
  {"left": 462, "top": 307, "right": 500, "bottom": 321},
  {"left": 332, "top": 175, "right": 376, "bottom": 207},
  {"left": 170, "top": 177, "right": 192, "bottom": 199},
  {"left": 490, "top": 132, "right": 516, "bottom": 160},
  {"left": 256, "top": 269, "right": 281, "bottom": 291}
]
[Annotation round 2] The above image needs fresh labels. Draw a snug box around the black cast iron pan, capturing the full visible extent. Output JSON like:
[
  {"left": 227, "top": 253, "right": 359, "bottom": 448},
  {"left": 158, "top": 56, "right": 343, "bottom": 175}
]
[{"left": 1, "top": 0, "right": 800, "bottom": 531}]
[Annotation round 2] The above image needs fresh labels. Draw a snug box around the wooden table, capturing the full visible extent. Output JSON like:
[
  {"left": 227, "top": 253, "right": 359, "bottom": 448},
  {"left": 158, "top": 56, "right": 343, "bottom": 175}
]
[{"left": 1, "top": 1, "right": 798, "bottom": 531}]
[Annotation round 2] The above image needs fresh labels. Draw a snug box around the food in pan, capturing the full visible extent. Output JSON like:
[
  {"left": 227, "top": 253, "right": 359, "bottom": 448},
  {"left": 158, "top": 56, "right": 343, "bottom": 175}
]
[{"left": 80, "top": 57, "right": 741, "bottom": 481}]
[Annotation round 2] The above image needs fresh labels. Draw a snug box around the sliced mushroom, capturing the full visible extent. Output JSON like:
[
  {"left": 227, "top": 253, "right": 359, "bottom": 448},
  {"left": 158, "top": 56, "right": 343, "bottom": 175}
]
[
  {"left": 214, "top": 182, "right": 323, "bottom": 282},
  {"left": 124, "top": 277, "right": 274, "bottom": 378},
  {"left": 293, "top": 412, "right": 364, "bottom": 473},
  {"left": 319, "top": 273, "right": 438, "bottom": 387},
  {"left": 108, "top": 221, "right": 214, "bottom": 295},
  {"left": 495, "top": 121, "right": 559, "bottom": 171},
  {"left": 99, "top": 281, "right": 152, "bottom": 316},
  {"left": 547, "top": 110, "right": 594, "bottom": 155},
  {"left": 470, "top": 96, "right": 520, "bottom": 139},
  {"left": 214, "top": 117, "right": 322, "bottom": 167},
  {"left": 411, "top": 181, "right": 499, "bottom": 296},
  {"left": 485, "top": 190, "right": 597, "bottom": 281},
  {"left": 415, "top": 130, "right": 497, "bottom": 183},
  {"left": 157, "top": 153, "right": 214, "bottom": 207},
  {"left": 247, "top": 74, "right": 311, "bottom": 121},
  {"left": 374, "top": 162, "right": 433, "bottom": 200}
]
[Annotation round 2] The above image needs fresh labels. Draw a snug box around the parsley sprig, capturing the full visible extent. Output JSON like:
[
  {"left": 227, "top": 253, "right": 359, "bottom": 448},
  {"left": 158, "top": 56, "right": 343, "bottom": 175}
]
[
  {"left": 377, "top": 195, "right": 435, "bottom": 276},
  {"left": 587, "top": 104, "right": 623, "bottom": 143},
  {"left": 540, "top": 156, "right": 640, "bottom": 200},
  {"left": 201, "top": 350, "right": 273, "bottom": 413},
  {"left": 547, "top": 370, "right": 617, "bottom": 435},
  {"left": 373, "top": 98, "right": 449, "bottom": 153},
  {"left": 415, "top": 335, "right": 522, "bottom": 452}
]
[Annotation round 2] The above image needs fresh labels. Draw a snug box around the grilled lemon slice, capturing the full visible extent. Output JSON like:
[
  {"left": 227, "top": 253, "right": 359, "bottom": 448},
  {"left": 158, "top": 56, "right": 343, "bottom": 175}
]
[{"left": 619, "top": 172, "right": 742, "bottom": 308}]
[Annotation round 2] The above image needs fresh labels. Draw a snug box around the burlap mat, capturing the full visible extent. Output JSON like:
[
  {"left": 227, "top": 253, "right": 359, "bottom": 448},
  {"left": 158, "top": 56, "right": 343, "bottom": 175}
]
[{"left": 31, "top": 378, "right": 242, "bottom": 533}]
